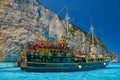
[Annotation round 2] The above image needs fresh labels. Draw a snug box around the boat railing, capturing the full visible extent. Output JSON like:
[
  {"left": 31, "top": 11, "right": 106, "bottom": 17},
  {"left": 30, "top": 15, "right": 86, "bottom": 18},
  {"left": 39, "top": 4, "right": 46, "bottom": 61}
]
[
  {"left": 27, "top": 56, "right": 74, "bottom": 63},
  {"left": 74, "top": 56, "right": 107, "bottom": 63},
  {"left": 26, "top": 54, "right": 107, "bottom": 64}
]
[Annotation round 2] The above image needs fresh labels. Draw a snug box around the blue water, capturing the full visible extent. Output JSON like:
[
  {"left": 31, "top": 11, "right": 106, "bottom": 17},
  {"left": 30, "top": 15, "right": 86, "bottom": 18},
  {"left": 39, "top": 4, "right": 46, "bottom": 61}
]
[{"left": 0, "top": 63, "right": 120, "bottom": 80}]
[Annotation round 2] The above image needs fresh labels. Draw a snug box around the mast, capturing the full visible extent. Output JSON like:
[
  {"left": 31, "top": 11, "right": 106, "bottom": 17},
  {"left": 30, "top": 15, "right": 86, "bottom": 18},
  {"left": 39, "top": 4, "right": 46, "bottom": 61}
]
[
  {"left": 90, "top": 17, "right": 95, "bottom": 44},
  {"left": 65, "top": 5, "right": 70, "bottom": 39},
  {"left": 89, "top": 17, "right": 97, "bottom": 54},
  {"left": 90, "top": 24, "right": 95, "bottom": 44}
]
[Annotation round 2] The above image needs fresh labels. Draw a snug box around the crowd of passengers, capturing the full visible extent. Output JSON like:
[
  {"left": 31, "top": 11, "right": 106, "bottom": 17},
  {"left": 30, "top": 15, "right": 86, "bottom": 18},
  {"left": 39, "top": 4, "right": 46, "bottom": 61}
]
[
  {"left": 25, "top": 49, "right": 104, "bottom": 63},
  {"left": 28, "top": 43, "right": 71, "bottom": 50},
  {"left": 26, "top": 49, "right": 73, "bottom": 63},
  {"left": 74, "top": 57, "right": 104, "bottom": 63}
]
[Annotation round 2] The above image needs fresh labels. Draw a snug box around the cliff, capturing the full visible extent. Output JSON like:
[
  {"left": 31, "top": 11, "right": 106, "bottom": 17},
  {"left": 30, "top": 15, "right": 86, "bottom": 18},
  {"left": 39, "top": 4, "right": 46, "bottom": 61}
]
[
  {"left": 110, "top": 52, "right": 119, "bottom": 62},
  {"left": 0, "top": 0, "right": 108, "bottom": 61}
]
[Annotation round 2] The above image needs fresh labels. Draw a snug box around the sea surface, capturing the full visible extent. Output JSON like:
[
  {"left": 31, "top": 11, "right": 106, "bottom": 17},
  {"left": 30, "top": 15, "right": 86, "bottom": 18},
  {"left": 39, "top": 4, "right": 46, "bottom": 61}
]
[{"left": 0, "top": 62, "right": 120, "bottom": 80}]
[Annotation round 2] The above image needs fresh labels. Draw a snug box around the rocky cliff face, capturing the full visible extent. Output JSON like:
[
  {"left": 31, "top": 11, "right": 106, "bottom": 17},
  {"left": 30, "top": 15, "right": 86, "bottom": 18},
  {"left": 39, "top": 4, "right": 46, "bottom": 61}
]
[
  {"left": 0, "top": 0, "right": 107, "bottom": 61},
  {"left": 110, "top": 52, "right": 119, "bottom": 62}
]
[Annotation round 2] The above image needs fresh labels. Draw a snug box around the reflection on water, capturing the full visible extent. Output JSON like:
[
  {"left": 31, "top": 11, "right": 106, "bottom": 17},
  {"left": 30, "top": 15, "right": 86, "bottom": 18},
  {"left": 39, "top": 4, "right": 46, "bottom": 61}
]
[{"left": 0, "top": 63, "right": 120, "bottom": 80}]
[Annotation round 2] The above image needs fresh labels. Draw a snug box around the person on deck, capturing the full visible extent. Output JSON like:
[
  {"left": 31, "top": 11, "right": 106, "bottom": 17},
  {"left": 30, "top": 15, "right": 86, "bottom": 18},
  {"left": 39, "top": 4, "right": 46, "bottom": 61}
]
[
  {"left": 31, "top": 50, "right": 35, "bottom": 61},
  {"left": 48, "top": 50, "right": 53, "bottom": 62},
  {"left": 40, "top": 49, "right": 44, "bottom": 62},
  {"left": 27, "top": 51, "right": 31, "bottom": 62}
]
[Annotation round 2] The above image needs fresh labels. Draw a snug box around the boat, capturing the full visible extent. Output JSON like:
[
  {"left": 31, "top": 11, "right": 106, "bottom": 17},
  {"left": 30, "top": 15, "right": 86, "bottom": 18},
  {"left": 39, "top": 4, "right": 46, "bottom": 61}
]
[
  {"left": 17, "top": 26, "right": 110, "bottom": 72},
  {"left": 17, "top": 36, "right": 110, "bottom": 72},
  {"left": 17, "top": 4, "right": 110, "bottom": 72},
  {"left": 18, "top": 36, "right": 110, "bottom": 72}
]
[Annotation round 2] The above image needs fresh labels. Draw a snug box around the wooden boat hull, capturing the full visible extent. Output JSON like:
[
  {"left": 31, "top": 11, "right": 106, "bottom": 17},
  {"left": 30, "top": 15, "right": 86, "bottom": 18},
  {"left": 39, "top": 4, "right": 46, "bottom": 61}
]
[{"left": 21, "top": 60, "right": 110, "bottom": 72}]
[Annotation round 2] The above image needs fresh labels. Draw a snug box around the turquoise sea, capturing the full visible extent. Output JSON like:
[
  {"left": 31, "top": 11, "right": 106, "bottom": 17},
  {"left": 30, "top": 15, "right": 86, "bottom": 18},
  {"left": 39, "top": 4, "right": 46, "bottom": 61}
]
[{"left": 0, "top": 63, "right": 120, "bottom": 80}]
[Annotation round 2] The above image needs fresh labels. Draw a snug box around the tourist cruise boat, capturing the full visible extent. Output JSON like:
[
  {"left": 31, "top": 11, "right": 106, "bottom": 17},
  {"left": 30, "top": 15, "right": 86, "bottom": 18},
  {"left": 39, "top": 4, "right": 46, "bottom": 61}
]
[
  {"left": 17, "top": 20, "right": 110, "bottom": 72},
  {"left": 17, "top": 36, "right": 110, "bottom": 72}
]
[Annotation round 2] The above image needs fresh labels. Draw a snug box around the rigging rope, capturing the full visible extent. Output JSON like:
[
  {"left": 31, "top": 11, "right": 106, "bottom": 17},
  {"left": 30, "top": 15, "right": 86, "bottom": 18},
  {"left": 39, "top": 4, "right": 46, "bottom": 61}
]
[
  {"left": 65, "top": 0, "right": 91, "bottom": 17},
  {"left": 57, "top": 5, "right": 66, "bottom": 16}
]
